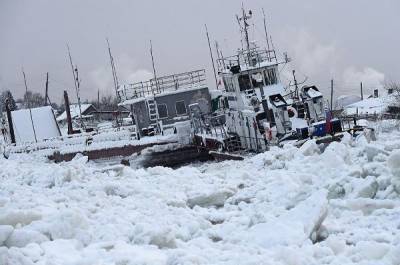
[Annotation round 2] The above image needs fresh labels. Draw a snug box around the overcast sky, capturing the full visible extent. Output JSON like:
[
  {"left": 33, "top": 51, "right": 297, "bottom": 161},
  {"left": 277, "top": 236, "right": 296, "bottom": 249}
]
[{"left": 1, "top": 0, "right": 399, "bottom": 103}]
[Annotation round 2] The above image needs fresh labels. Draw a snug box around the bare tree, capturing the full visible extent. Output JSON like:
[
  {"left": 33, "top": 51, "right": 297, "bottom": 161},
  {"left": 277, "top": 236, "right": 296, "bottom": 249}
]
[
  {"left": 22, "top": 91, "right": 45, "bottom": 108},
  {"left": 90, "top": 95, "right": 118, "bottom": 111}
]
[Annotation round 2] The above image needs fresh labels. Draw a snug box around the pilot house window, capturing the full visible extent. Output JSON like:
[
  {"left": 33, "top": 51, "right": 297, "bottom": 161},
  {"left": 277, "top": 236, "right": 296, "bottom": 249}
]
[
  {"left": 223, "top": 77, "right": 235, "bottom": 92},
  {"left": 157, "top": 104, "right": 168, "bottom": 119},
  {"left": 264, "top": 68, "right": 277, "bottom": 86},
  {"left": 175, "top": 101, "right": 187, "bottom": 115},
  {"left": 238, "top": 74, "right": 252, "bottom": 91},
  {"left": 251, "top": 72, "right": 264, "bottom": 88}
]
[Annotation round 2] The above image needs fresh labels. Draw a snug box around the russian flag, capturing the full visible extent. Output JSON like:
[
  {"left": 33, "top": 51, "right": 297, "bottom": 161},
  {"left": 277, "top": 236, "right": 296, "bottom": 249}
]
[{"left": 325, "top": 110, "right": 332, "bottom": 134}]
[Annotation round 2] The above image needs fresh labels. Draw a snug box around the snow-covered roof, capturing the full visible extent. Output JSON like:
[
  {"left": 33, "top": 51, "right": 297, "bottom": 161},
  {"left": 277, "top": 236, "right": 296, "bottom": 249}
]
[
  {"left": 306, "top": 88, "right": 323, "bottom": 98},
  {"left": 335, "top": 95, "right": 361, "bottom": 109},
  {"left": 119, "top": 85, "right": 208, "bottom": 106},
  {"left": 57, "top": 104, "right": 93, "bottom": 122},
  {"left": 343, "top": 95, "right": 395, "bottom": 115},
  {"left": 11, "top": 106, "right": 61, "bottom": 143}
]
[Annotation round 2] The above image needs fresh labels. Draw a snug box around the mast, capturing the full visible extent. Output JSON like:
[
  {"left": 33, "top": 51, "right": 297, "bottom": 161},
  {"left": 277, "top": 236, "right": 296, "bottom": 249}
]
[
  {"left": 236, "top": 4, "right": 252, "bottom": 64},
  {"left": 215, "top": 41, "right": 226, "bottom": 70},
  {"left": 292, "top": 70, "right": 299, "bottom": 99},
  {"left": 150, "top": 40, "right": 159, "bottom": 94},
  {"left": 262, "top": 8, "right": 271, "bottom": 62},
  {"left": 269, "top": 35, "right": 278, "bottom": 63},
  {"left": 106, "top": 38, "right": 119, "bottom": 99},
  {"left": 22, "top": 68, "right": 38, "bottom": 142},
  {"left": 205, "top": 24, "right": 218, "bottom": 89},
  {"left": 67, "top": 44, "right": 84, "bottom": 130},
  {"left": 242, "top": 5, "right": 251, "bottom": 54}
]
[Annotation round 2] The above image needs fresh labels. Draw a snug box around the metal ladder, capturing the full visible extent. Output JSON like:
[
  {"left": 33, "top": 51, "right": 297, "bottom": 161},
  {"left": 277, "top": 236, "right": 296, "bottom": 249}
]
[{"left": 147, "top": 98, "right": 159, "bottom": 133}]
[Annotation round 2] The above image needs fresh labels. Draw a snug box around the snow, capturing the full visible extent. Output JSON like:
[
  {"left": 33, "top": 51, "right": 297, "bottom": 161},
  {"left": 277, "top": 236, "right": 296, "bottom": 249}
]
[
  {"left": 1, "top": 120, "right": 400, "bottom": 264},
  {"left": 335, "top": 95, "right": 361, "bottom": 109},
  {"left": 11, "top": 106, "right": 61, "bottom": 143},
  {"left": 343, "top": 96, "right": 395, "bottom": 115},
  {"left": 56, "top": 104, "right": 93, "bottom": 122},
  {"left": 306, "top": 88, "right": 323, "bottom": 98}
]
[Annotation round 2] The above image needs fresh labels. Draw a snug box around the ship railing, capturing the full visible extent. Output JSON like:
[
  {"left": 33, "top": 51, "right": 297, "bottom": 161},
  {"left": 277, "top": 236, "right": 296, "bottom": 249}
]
[
  {"left": 217, "top": 48, "right": 277, "bottom": 71},
  {"left": 192, "top": 113, "right": 268, "bottom": 153},
  {"left": 118, "top": 69, "right": 206, "bottom": 103}
]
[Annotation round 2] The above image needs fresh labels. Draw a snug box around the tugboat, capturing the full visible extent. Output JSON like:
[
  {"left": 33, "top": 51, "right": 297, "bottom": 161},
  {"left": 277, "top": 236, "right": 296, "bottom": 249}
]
[{"left": 191, "top": 7, "right": 343, "bottom": 154}]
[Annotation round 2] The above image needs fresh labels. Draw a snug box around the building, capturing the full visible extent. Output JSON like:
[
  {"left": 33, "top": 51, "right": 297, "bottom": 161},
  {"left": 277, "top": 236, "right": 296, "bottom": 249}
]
[{"left": 56, "top": 104, "right": 97, "bottom": 124}]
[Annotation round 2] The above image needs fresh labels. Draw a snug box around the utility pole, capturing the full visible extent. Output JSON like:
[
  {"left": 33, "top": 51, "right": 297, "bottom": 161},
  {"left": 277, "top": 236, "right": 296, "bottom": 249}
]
[
  {"left": 5, "top": 99, "right": 15, "bottom": 144},
  {"left": 63, "top": 90, "right": 73, "bottom": 135},
  {"left": 205, "top": 24, "right": 218, "bottom": 89},
  {"left": 360, "top": 82, "right": 364, "bottom": 100},
  {"left": 97, "top": 89, "right": 100, "bottom": 108},
  {"left": 44, "top": 72, "right": 49, "bottom": 106},
  {"left": 330, "top": 79, "right": 334, "bottom": 111},
  {"left": 22, "top": 68, "right": 37, "bottom": 143}
]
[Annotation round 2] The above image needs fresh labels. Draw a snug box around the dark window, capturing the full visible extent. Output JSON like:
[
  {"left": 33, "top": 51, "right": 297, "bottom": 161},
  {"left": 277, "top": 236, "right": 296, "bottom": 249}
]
[
  {"left": 223, "top": 78, "right": 229, "bottom": 91},
  {"left": 264, "top": 68, "right": 277, "bottom": 86},
  {"left": 223, "top": 77, "right": 235, "bottom": 92},
  {"left": 175, "top": 101, "right": 187, "bottom": 115},
  {"left": 157, "top": 104, "right": 168, "bottom": 119},
  {"left": 238, "top": 74, "right": 252, "bottom": 91}
]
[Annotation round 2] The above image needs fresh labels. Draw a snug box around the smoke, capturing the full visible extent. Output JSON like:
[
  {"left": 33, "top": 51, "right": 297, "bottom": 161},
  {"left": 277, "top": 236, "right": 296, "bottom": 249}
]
[
  {"left": 89, "top": 54, "right": 153, "bottom": 97},
  {"left": 342, "top": 66, "right": 385, "bottom": 95},
  {"left": 276, "top": 28, "right": 386, "bottom": 98},
  {"left": 277, "top": 28, "right": 338, "bottom": 87}
]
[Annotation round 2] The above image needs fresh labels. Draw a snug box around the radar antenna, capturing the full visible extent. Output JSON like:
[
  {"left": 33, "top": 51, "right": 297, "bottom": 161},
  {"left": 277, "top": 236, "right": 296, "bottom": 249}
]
[{"left": 236, "top": 4, "right": 253, "bottom": 63}]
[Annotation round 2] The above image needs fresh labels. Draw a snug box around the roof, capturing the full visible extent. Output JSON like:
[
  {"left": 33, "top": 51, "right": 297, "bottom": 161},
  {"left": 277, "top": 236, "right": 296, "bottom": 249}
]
[
  {"left": 56, "top": 104, "right": 94, "bottom": 121},
  {"left": 335, "top": 95, "right": 361, "bottom": 109},
  {"left": 11, "top": 106, "right": 61, "bottom": 143},
  {"left": 343, "top": 95, "right": 395, "bottom": 115},
  {"left": 119, "top": 85, "right": 208, "bottom": 106},
  {"left": 303, "top": 86, "right": 323, "bottom": 99}
]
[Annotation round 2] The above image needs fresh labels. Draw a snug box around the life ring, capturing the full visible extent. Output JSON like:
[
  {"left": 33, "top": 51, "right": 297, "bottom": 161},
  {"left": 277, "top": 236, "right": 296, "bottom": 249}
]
[{"left": 287, "top": 106, "right": 298, "bottom": 118}]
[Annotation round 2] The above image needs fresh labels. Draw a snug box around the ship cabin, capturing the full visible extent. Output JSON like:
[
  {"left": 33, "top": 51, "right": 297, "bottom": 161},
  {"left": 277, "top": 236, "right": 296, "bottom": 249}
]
[
  {"left": 300, "top": 85, "right": 326, "bottom": 122},
  {"left": 117, "top": 69, "right": 212, "bottom": 137},
  {"left": 218, "top": 48, "right": 286, "bottom": 112},
  {"left": 218, "top": 48, "right": 292, "bottom": 136}
]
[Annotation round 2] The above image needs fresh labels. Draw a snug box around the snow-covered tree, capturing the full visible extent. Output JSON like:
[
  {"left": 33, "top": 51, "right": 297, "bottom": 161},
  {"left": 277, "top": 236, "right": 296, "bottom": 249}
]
[
  {"left": 0, "top": 90, "right": 17, "bottom": 112},
  {"left": 385, "top": 81, "right": 400, "bottom": 107}
]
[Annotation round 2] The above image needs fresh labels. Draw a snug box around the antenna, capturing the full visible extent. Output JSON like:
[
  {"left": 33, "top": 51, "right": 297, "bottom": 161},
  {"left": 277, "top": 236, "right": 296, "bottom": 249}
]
[
  {"left": 205, "top": 24, "right": 218, "bottom": 89},
  {"left": 269, "top": 35, "right": 278, "bottom": 63},
  {"left": 67, "top": 44, "right": 84, "bottom": 130},
  {"left": 106, "top": 38, "right": 119, "bottom": 99},
  {"left": 237, "top": 4, "right": 253, "bottom": 64},
  {"left": 22, "top": 68, "right": 38, "bottom": 142},
  {"left": 262, "top": 8, "right": 271, "bottom": 62},
  {"left": 150, "top": 40, "right": 159, "bottom": 94}
]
